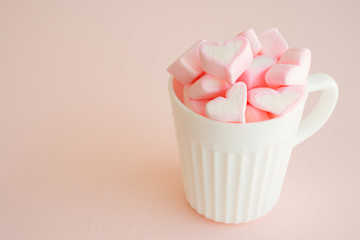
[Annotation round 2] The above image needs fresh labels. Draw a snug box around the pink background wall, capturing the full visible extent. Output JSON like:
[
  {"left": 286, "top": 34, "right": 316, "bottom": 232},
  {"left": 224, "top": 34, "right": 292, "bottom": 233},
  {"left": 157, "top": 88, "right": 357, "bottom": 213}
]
[{"left": 0, "top": 0, "right": 359, "bottom": 239}]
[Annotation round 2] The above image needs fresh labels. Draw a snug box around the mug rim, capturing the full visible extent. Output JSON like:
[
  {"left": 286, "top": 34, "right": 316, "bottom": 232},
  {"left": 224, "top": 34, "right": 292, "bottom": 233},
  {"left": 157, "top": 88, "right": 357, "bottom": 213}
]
[{"left": 168, "top": 76, "right": 309, "bottom": 127}]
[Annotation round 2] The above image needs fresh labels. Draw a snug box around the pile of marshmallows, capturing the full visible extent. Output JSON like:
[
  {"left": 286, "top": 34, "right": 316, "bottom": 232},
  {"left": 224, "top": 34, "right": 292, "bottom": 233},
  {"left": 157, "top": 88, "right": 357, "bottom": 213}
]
[{"left": 167, "top": 28, "right": 311, "bottom": 123}]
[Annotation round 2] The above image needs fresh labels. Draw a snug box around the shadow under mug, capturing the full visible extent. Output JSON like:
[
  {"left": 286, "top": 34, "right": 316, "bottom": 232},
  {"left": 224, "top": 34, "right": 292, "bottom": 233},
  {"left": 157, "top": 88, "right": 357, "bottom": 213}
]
[{"left": 169, "top": 73, "right": 338, "bottom": 224}]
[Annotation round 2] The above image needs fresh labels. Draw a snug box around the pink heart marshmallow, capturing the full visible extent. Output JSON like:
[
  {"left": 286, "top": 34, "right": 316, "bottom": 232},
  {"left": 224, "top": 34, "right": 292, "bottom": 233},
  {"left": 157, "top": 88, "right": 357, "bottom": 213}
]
[
  {"left": 183, "top": 84, "right": 208, "bottom": 116},
  {"left": 245, "top": 104, "right": 270, "bottom": 123},
  {"left": 265, "top": 48, "right": 311, "bottom": 86},
  {"left": 172, "top": 78, "right": 184, "bottom": 103},
  {"left": 188, "top": 74, "right": 229, "bottom": 100},
  {"left": 258, "top": 28, "right": 288, "bottom": 59},
  {"left": 265, "top": 64, "right": 307, "bottom": 86},
  {"left": 248, "top": 86, "right": 306, "bottom": 116},
  {"left": 167, "top": 40, "right": 205, "bottom": 85},
  {"left": 237, "top": 55, "right": 277, "bottom": 89},
  {"left": 278, "top": 48, "right": 311, "bottom": 68},
  {"left": 237, "top": 28, "right": 262, "bottom": 56},
  {"left": 199, "top": 36, "right": 253, "bottom": 84},
  {"left": 205, "top": 82, "right": 247, "bottom": 123}
]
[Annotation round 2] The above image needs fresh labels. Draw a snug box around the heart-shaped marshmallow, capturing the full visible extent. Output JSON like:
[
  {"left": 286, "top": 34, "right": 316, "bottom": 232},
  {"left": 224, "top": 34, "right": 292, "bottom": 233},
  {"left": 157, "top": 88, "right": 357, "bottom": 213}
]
[
  {"left": 172, "top": 78, "right": 184, "bottom": 102},
  {"left": 258, "top": 28, "right": 288, "bottom": 59},
  {"left": 188, "top": 74, "right": 229, "bottom": 100},
  {"left": 265, "top": 48, "right": 311, "bottom": 86},
  {"left": 237, "top": 28, "right": 262, "bottom": 56},
  {"left": 248, "top": 86, "right": 306, "bottom": 116},
  {"left": 167, "top": 40, "right": 205, "bottom": 85},
  {"left": 205, "top": 82, "right": 247, "bottom": 123},
  {"left": 237, "top": 55, "right": 277, "bottom": 90},
  {"left": 265, "top": 64, "right": 308, "bottom": 86},
  {"left": 183, "top": 85, "right": 208, "bottom": 116},
  {"left": 199, "top": 36, "right": 253, "bottom": 84},
  {"left": 278, "top": 48, "right": 311, "bottom": 68},
  {"left": 245, "top": 104, "right": 269, "bottom": 123}
]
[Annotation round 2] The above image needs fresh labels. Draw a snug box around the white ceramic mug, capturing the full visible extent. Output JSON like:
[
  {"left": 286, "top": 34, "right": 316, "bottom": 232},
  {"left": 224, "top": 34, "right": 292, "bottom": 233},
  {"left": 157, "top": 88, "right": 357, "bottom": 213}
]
[{"left": 169, "top": 73, "right": 338, "bottom": 224}]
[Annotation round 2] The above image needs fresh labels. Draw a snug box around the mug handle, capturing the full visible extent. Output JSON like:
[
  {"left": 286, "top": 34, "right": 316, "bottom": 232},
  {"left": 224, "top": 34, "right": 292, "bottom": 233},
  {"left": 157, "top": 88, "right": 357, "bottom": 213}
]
[{"left": 294, "top": 73, "right": 339, "bottom": 146}]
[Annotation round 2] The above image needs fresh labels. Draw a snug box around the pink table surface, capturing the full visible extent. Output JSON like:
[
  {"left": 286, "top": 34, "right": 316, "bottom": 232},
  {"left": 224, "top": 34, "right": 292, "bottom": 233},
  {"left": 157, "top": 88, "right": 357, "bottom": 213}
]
[{"left": 1, "top": 0, "right": 359, "bottom": 239}]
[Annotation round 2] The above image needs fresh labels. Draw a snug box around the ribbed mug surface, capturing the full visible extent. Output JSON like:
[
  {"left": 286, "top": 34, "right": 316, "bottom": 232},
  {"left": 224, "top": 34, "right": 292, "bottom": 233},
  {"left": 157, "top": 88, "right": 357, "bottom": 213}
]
[{"left": 179, "top": 136, "right": 293, "bottom": 223}]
